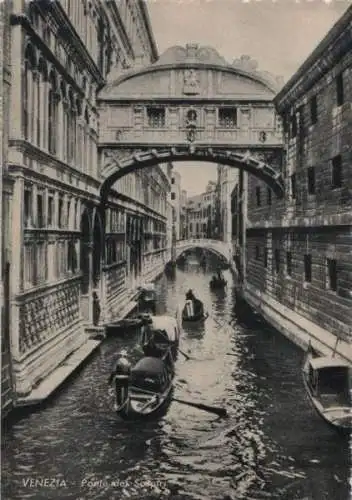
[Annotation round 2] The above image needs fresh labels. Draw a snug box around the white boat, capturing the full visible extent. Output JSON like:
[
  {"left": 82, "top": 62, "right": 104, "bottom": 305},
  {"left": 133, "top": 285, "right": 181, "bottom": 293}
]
[{"left": 302, "top": 344, "right": 351, "bottom": 433}]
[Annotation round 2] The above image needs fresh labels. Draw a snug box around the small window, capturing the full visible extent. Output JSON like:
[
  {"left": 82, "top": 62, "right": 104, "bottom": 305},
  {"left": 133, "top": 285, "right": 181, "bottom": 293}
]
[
  {"left": 147, "top": 107, "right": 165, "bottom": 128},
  {"left": 58, "top": 197, "right": 63, "bottom": 228},
  {"left": 326, "top": 258, "right": 337, "bottom": 291},
  {"left": 274, "top": 249, "right": 280, "bottom": 274},
  {"left": 264, "top": 248, "right": 268, "bottom": 268},
  {"left": 310, "top": 95, "right": 317, "bottom": 125},
  {"left": 286, "top": 251, "right": 292, "bottom": 276},
  {"left": 291, "top": 114, "right": 297, "bottom": 138},
  {"left": 171, "top": 177, "right": 175, "bottom": 185},
  {"left": 37, "top": 193, "right": 44, "bottom": 228},
  {"left": 48, "top": 193, "right": 54, "bottom": 227},
  {"left": 304, "top": 254, "right": 312, "bottom": 283},
  {"left": 267, "top": 188, "right": 272, "bottom": 206},
  {"left": 290, "top": 173, "right": 296, "bottom": 200},
  {"left": 255, "top": 245, "right": 260, "bottom": 260},
  {"left": 331, "top": 155, "right": 342, "bottom": 189},
  {"left": 255, "top": 186, "right": 261, "bottom": 207},
  {"left": 171, "top": 192, "right": 176, "bottom": 201},
  {"left": 24, "top": 188, "right": 33, "bottom": 228},
  {"left": 218, "top": 107, "right": 237, "bottom": 128},
  {"left": 307, "top": 167, "right": 315, "bottom": 195},
  {"left": 336, "top": 73, "right": 344, "bottom": 107}
]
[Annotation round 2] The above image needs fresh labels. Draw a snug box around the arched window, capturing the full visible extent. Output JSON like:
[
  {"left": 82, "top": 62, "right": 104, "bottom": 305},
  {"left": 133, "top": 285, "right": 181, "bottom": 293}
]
[
  {"left": 48, "top": 72, "right": 58, "bottom": 154},
  {"left": 23, "top": 44, "right": 36, "bottom": 140}
]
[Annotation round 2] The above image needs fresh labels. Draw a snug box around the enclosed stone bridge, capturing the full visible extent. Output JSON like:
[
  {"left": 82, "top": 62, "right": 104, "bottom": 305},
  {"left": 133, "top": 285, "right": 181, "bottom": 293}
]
[
  {"left": 176, "top": 238, "right": 232, "bottom": 263},
  {"left": 98, "top": 43, "right": 285, "bottom": 204}
]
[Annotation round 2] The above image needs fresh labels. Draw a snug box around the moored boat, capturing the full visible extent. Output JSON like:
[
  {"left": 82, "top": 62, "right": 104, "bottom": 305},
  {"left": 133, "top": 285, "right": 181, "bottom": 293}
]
[
  {"left": 302, "top": 343, "right": 351, "bottom": 433},
  {"left": 138, "top": 283, "right": 157, "bottom": 314}
]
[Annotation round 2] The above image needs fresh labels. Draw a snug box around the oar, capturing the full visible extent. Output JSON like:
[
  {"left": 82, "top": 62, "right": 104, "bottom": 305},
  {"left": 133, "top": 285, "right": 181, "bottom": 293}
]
[{"left": 172, "top": 397, "right": 228, "bottom": 418}]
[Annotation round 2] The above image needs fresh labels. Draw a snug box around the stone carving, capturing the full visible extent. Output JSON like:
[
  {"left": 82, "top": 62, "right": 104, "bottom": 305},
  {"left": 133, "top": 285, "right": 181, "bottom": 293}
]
[
  {"left": 155, "top": 44, "right": 227, "bottom": 67},
  {"left": 183, "top": 69, "right": 200, "bottom": 95},
  {"left": 19, "top": 282, "right": 80, "bottom": 354}
]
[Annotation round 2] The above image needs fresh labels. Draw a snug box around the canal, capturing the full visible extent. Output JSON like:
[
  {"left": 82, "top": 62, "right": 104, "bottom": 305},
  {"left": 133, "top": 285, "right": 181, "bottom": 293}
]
[{"left": 2, "top": 257, "right": 349, "bottom": 500}]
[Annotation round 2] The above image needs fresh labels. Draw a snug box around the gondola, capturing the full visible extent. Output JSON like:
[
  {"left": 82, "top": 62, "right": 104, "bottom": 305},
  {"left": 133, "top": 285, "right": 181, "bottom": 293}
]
[
  {"left": 209, "top": 277, "right": 227, "bottom": 289},
  {"left": 139, "top": 314, "right": 181, "bottom": 360},
  {"left": 109, "top": 333, "right": 176, "bottom": 420},
  {"left": 181, "top": 299, "right": 208, "bottom": 325},
  {"left": 302, "top": 343, "right": 351, "bottom": 433}
]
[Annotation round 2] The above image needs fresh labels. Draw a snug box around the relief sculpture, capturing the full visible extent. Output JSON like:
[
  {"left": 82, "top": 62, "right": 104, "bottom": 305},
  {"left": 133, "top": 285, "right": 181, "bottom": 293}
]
[{"left": 183, "top": 69, "right": 200, "bottom": 95}]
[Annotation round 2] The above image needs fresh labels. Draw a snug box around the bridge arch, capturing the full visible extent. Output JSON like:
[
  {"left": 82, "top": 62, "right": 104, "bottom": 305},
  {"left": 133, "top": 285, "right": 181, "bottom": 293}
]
[
  {"left": 100, "top": 146, "right": 284, "bottom": 203},
  {"left": 175, "top": 239, "right": 232, "bottom": 263}
]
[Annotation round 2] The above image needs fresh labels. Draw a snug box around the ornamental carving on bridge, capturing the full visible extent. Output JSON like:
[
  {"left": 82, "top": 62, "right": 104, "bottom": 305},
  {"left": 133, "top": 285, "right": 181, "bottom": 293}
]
[{"left": 183, "top": 69, "right": 200, "bottom": 95}]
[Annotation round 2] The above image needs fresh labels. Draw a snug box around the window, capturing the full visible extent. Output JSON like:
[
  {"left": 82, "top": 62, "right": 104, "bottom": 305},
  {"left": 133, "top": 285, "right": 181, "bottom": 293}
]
[
  {"left": 171, "top": 177, "right": 175, "bottom": 185},
  {"left": 310, "top": 95, "right": 317, "bottom": 125},
  {"left": 286, "top": 251, "right": 292, "bottom": 276},
  {"left": 36, "top": 242, "right": 47, "bottom": 283},
  {"left": 291, "top": 114, "right": 297, "bottom": 139},
  {"left": 147, "top": 107, "right": 165, "bottom": 128},
  {"left": 307, "top": 167, "right": 315, "bottom": 195},
  {"left": 171, "top": 192, "right": 176, "bottom": 201},
  {"left": 48, "top": 193, "right": 54, "bottom": 227},
  {"left": 58, "top": 197, "right": 63, "bottom": 228},
  {"left": 37, "top": 192, "right": 44, "bottom": 228},
  {"left": 274, "top": 249, "right": 280, "bottom": 274},
  {"left": 24, "top": 188, "right": 33, "bottom": 228},
  {"left": 255, "top": 245, "right": 260, "bottom": 260},
  {"left": 23, "top": 60, "right": 29, "bottom": 139},
  {"left": 264, "top": 248, "right": 268, "bottom": 268},
  {"left": 304, "top": 254, "right": 312, "bottom": 283},
  {"left": 255, "top": 186, "right": 261, "bottom": 207},
  {"left": 290, "top": 173, "right": 296, "bottom": 200},
  {"left": 336, "top": 73, "right": 344, "bottom": 107},
  {"left": 218, "top": 107, "right": 237, "bottom": 128},
  {"left": 267, "top": 188, "right": 272, "bottom": 206},
  {"left": 331, "top": 155, "right": 342, "bottom": 189},
  {"left": 326, "top": 258, "right": 337, "bottom": 291},
  {"left": 48, "top": 85, "right": 58, "bottom": 154}
]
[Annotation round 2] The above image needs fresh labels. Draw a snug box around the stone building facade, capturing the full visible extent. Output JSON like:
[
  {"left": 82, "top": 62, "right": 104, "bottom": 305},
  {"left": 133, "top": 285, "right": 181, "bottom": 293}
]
[
  {"left": 2, "top": 0, "right": 171, "bottom": 406},
  {"left": 243, "top": 7, "right": 352, "bottom": 349},
  {"left": 1, "top": 0, "right": 14, "bottom": 418}
]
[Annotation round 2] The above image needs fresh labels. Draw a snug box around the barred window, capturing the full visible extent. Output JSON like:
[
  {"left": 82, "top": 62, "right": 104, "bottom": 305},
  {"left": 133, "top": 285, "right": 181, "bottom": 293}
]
[
  {"left": 218, "top": 107, "right": 237, "bottom": 128},
  {"left": 24, "top": 187, "right": 33, "bottom": 228},
  {"left": 147, "top": 107, "right": 165, "bottom": 128},
  {"left": 36, "top": 242, "right": 47, "bottom": 283},
  {"left": 24, "top": 243, "right": 35, "bottom": 288}
]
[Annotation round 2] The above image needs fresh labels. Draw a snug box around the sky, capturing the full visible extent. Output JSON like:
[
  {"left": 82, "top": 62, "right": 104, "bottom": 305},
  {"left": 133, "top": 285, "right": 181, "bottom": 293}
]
[{"left": 147, "top": 0, "right": 349, "bottom": 195}]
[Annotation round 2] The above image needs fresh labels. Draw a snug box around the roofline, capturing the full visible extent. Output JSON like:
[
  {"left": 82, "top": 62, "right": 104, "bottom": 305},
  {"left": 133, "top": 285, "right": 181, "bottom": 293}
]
[
  {"left": 274, "top": 5, "right": 352, "bottom": 109},
  {"left": 138, "top": 0, "right": 159, "bottom": 62}
]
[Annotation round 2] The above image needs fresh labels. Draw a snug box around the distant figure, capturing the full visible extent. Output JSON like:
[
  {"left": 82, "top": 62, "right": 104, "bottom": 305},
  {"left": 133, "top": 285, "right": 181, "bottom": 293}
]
[{"left": 93, "top": 292, "right": 101, "bottom": 325}]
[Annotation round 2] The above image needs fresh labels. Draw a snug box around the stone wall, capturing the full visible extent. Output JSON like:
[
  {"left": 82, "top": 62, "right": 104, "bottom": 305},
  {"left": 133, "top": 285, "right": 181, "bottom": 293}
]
[{"left": 245, "top": 10, "right": 352, "bottom": 347}]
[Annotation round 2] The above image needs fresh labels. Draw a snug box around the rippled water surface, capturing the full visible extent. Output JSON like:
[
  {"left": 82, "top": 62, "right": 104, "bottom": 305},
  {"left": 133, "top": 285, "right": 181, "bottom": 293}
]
[{"left": 2, "top": 258, "right": 350, "bottom": 500}]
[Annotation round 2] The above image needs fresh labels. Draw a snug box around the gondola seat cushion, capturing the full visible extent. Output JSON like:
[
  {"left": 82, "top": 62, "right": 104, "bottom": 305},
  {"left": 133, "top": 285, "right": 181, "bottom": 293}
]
[{"left": 131, "top": 357, "right": 165, "bottom": 377}]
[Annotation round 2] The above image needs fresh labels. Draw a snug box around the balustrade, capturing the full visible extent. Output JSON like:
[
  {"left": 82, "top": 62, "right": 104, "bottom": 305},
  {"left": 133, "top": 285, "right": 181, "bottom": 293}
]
[{"left": 19, "top": 279, "right": 80, "bottom": 355}]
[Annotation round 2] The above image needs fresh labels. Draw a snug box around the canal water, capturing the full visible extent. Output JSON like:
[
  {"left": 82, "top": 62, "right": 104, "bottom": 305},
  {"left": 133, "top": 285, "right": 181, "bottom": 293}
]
[{"left": 2, "top": 257, "right": 349, "bottom": 500}]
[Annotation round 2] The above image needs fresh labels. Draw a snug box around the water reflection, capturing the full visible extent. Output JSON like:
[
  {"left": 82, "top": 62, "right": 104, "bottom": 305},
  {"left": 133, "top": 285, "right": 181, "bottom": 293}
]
[{"left": 2, "top": 256, "right": 349, "bottom": 500}]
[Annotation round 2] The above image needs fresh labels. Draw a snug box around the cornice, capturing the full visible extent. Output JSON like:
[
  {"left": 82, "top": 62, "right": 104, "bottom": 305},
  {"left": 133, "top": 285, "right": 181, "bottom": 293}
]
[
  {"left": 105, "top": 0, "right": 134, "bottom": 60},
  {"left": 275, "top": 7, "right": 352, "bottom": 111},
  {"left": 137, "top": 0, "right": 159, "bottom": 62},
  {"left": 99, "top": 62, "right": 278, "bottom": 98}
]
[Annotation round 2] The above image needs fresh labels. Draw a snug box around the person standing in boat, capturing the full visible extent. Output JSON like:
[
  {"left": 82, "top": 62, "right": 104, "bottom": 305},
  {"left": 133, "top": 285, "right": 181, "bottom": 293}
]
[
  {"left": 217, "top": 268, "right": 224, "bottom": 281},
  {"left": 185, "top": 289, "right": 204, "bottom": 317}
]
